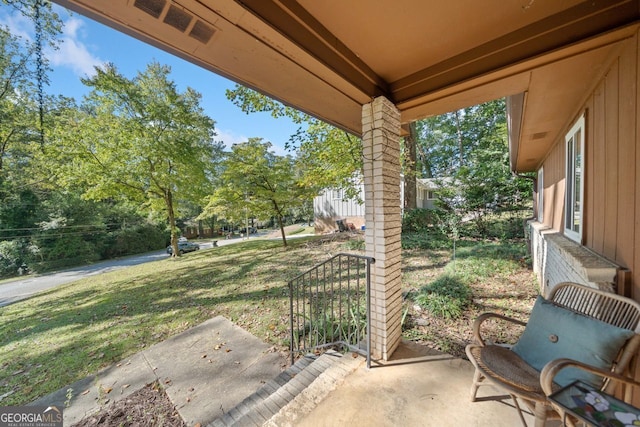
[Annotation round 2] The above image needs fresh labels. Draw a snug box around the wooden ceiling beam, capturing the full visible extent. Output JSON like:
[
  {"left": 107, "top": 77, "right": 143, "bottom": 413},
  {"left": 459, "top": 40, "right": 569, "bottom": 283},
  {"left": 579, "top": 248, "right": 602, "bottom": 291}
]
[
  {"left": 391, "top": 0, "right": 640, "bottom": 104},
  {"left": 235, "top": 0, "right": 390, "bottom": 99}
]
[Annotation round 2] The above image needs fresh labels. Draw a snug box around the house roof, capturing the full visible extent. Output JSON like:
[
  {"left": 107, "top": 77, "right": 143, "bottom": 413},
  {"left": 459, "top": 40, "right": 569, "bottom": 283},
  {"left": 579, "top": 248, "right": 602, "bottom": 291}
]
[{"left": 53, "top": 0, "right": 640, "bottom": 172}]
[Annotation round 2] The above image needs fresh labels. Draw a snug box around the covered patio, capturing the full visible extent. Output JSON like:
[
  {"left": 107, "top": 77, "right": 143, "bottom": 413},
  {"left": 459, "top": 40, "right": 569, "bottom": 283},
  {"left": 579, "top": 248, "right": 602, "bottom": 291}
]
[
  {"left": 47, "top": 1, "right": 640, "bottom": 424},
  {"left": 53, "top": 0, "right": 640, "bottom": 364}
]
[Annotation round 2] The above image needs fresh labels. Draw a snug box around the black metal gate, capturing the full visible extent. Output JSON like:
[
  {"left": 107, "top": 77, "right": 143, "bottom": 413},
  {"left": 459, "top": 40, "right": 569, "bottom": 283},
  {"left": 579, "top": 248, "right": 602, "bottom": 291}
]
[{"left": 289, "top": 253, "right": 374, "bottom": 368}]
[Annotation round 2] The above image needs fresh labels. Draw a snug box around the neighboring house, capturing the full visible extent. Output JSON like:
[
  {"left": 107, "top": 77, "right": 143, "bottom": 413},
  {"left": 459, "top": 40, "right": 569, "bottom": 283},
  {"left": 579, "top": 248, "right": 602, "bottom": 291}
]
[
  {"left": 416, "top": 178, "right": 451, "bottom": 210},
  {"left": 314, "top": 178, "right": 445, "bottom": 233}
]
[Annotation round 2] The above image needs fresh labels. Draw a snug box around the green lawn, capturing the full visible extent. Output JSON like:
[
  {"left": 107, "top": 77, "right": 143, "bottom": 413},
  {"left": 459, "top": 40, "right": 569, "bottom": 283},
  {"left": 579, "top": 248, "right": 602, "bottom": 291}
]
[{"left": 0, "top": 236, "right": 348, "bottom": 405}]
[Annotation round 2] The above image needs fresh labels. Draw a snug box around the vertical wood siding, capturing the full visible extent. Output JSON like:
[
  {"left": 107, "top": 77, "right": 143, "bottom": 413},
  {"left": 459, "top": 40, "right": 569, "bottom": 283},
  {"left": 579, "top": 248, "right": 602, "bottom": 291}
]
[{"left": 541, "top": 34, "right": 638, "bottom": 294}]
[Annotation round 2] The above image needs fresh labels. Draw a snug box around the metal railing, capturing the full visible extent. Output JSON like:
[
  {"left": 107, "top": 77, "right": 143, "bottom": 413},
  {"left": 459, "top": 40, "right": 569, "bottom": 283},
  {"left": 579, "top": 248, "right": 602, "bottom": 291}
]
[{"left": 289, "top": 253, "right": 374, "bottom": 368}]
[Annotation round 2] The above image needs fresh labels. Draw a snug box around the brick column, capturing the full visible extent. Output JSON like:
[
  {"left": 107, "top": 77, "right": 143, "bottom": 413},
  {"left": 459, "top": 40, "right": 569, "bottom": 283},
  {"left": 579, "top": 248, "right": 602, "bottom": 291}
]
[{"left": 362, "top": 96, "right": 402, "bottom": 361}]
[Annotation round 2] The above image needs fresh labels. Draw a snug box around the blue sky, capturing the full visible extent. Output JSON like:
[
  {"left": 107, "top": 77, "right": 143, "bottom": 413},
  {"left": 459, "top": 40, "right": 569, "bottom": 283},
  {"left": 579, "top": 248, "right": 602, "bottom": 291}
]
[{"left": 3, "top": 3, "right": 300, "bottom": 154}]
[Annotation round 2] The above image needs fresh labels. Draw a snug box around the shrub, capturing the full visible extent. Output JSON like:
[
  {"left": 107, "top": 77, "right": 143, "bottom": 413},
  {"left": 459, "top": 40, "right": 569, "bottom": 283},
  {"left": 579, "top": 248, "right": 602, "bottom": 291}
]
[
  {"left": 100, "top": 223, "right": 168, "bottom": 258},
  {"left": 402, "top": 208, "right": 437, "bottom": 232},
  {"left": 414, "top": 274, "right": 472, "bottom": 319},
  {"left": 0, "top": 240, "right": 28, "bottom": 278}
]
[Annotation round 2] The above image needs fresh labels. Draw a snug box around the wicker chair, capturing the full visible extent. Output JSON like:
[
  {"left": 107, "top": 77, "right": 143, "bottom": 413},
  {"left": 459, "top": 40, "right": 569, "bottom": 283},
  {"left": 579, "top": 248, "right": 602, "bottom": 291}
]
[{"left": 465, "top": 282, "right": 640, "bottom": 427}]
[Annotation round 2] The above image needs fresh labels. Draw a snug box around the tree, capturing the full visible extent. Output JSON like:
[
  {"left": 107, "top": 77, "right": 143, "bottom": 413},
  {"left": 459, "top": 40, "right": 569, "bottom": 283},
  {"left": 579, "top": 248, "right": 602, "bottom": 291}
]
[
  {"left": 402, "top": 122, "right": 418, "bottom": 210},
  {"left": 226, "top": 85, "right": 363, "bottom": 200},
  {"left": 49, "top": 62, "right": 222, "bottom": 256},
  {"left": 414, "top": 99, "right": 533, "bottom": 238},
  {"left": 0, "top": 1, "right": 62, "bottom": 177},
  {"left": 201, "top": 138, "right": 315, "bottom": 247}
]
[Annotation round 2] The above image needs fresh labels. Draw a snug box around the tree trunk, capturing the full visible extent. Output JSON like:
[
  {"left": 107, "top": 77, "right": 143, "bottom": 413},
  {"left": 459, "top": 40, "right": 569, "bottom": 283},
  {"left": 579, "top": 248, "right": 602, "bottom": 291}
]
[
  {"left": 272, "top": 200, "right": 288, "bottom": 247},
  {"left": 404, "top": 122, "right": 418, "bottom": 210},
  {"left": 166, "top": 189, "right": 180, "bottom": 257},
  {"left": 197, "top": 220, "right": 204, "bottom": 239}
]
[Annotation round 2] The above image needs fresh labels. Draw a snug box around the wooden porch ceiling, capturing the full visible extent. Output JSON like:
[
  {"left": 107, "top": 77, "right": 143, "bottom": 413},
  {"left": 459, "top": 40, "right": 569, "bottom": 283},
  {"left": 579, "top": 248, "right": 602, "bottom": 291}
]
[{"left": 52, "top": 0, "right": 640, "bottom": 171}]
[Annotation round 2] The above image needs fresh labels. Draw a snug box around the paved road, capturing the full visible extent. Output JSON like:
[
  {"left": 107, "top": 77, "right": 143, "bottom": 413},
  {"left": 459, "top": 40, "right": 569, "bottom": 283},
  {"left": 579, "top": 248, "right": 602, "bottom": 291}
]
[{"left": 0, "top": 239, "right": 220, "bottom": 307}]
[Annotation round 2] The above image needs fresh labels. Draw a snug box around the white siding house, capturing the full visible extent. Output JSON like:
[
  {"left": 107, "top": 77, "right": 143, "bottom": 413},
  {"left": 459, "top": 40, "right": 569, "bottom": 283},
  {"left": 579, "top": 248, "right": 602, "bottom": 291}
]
[{"left": 314, "top": 178, "right": 445, "bottom": 233}]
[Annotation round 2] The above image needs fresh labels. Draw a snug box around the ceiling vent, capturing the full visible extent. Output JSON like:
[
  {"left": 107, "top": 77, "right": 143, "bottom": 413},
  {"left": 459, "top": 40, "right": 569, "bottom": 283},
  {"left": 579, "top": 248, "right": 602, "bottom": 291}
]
[
  {"left": 164, "top": 4, "right": 192, "bottom": 32},
  {"left": 133, "top": 0, "right": 165, "bottom": 19},
  {"left": 189, "top": 19, "right": 216, "bottom": 44},
  {"left": 133, "top": 0, "right": 216, "bottom": 45}
]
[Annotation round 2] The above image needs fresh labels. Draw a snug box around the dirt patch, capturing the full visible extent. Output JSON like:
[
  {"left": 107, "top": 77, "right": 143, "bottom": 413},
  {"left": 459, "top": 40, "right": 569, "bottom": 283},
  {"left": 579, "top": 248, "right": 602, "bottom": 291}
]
[
  {"left": 71, "top": 382, "right": 185, "bottom": 427},
  {"left": 401, "top": 248, "right": 538, "bottom": 359}
]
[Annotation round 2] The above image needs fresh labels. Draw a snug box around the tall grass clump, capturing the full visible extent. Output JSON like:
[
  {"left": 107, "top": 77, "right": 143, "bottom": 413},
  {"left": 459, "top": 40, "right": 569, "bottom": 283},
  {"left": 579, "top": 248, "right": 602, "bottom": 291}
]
[{"left": 414, "top": 274, "right": 472, "bottom": 319}]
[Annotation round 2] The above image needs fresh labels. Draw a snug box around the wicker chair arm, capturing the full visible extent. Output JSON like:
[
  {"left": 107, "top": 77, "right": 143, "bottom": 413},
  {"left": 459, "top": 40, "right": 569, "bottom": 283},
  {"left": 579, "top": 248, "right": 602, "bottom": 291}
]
[
  {"left": 471, "top": 312, "right": 527, "bottom": 346},
  {"left": 540, "top": 358, "right": 640, "bottom": 397}
]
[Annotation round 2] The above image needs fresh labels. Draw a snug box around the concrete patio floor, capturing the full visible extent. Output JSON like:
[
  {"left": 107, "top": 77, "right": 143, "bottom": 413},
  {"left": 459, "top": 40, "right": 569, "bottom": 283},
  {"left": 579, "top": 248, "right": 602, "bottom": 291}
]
[{"left": 276, "top": 341, "right": 543, "bottom": 427}]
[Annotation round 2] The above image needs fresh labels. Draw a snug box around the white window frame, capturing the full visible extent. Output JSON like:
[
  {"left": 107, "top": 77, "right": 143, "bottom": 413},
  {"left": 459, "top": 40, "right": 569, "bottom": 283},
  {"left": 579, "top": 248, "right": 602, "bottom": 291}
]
[
  {"left": 537, "top": 167, "right": 544, "bottom": 223},
  {"left": 564, "top": 114, "right": 585, "bottom": 243}
]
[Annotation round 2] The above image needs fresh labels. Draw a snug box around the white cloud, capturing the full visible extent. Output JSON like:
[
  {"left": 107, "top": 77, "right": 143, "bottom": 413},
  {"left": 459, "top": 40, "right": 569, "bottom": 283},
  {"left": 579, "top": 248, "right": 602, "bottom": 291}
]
[
  {"left": 215, "top": 129, "right": 247, "bottom": 150},
  {"left": 1, "top": 10, "right": 33, "bottom": 41},
  {"left": 0, "top": 6, "right": 104, "bottom": 78},
  {"left": 215, "top": 129, "right": 288, "bottom": 155},
  {"left": 45, "top": 16, "right": 105, "bottom": 78}
]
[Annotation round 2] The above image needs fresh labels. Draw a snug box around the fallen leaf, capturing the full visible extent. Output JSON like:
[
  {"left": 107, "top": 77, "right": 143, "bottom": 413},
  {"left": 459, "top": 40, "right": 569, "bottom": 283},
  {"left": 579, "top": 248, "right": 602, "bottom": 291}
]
[
  {"left": 225, "top": 349, "right": 232, "bottom": 353},
  {"left": 201, "top": 354, "right": 207, "bottom": 358},
  {"left": 102, "top": 386, "right": 112, "bottom": 394},
  {"left": 122, "top": 384, "right": 130, "bottom": 389},
  {"left": 81, "top": 390, "right": 90, "bottom": 396}
]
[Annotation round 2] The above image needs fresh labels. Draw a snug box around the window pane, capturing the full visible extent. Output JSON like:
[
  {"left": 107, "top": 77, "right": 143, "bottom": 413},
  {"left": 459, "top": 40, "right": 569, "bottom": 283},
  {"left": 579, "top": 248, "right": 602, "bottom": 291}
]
[
  {"left": 566, "top": 137, "right": 574, "bottom": 229},
  {"left": 564, "top": 115, "right": 584, "bottom": 242},
  {"left": 573, "top": 129, "right": 582, "bottom": 233}
]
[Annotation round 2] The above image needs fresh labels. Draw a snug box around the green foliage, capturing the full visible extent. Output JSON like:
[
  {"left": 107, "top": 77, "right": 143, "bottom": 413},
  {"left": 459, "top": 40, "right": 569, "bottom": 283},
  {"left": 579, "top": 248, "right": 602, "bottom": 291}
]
[
  {"left": 201, "top": 138, "right": 316, "bottom": 247},
  {"left": 413, "top": 99, "right": 534, "bottom": 241},
  {"left": 100, "top": 223, "right": 168, "bottom": 259},
  {"left": 402, "top": 208, "right": 438, "bottom": 232},
  {"left": 0, "top": 240, "right": 27, "bottom": 276},
  {"left": 401, "top": 231, "right": 451, "bottom": 250},
  {"left": 290, "top": 122, "right": 362, "bottom": 200},
  {"left": 414, "top": 274, "right": 472, "bottom": 319},
  {"left": 225, "top": 85, "right": 362, "bottom": 199},
  {"left": 47, "top": 62, "right": 222, "bottom": 256},
  {"left": 448, "top": 242, "right": 529, "bottom": 282},
  {"left": 29, "top": 234, "right": 100, "bottom": 272}
]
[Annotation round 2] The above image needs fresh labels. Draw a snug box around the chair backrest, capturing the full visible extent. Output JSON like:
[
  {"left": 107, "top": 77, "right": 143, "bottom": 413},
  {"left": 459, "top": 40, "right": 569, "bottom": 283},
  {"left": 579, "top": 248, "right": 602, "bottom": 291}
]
[
  {"left": 548, "top": 282, "right": 640, "bottom": 391},
  {"left": 549, "top": 282, "right": 640, "bottom": 333}
]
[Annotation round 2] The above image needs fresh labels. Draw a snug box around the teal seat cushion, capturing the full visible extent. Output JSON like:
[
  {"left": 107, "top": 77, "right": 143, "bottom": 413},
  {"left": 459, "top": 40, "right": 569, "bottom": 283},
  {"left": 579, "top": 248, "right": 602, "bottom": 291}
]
[{"left": 511, "top": 295, "right": 635, "bottom": 387}]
